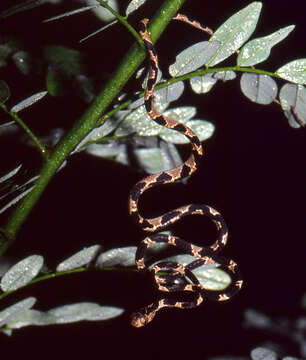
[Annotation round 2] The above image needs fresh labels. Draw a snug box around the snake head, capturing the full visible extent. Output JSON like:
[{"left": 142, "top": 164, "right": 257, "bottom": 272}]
[{"left": 130, "top": 309, "right": 156, "bottom": 328}]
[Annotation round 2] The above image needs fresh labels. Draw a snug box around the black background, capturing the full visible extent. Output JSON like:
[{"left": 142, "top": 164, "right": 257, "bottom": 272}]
[{"left": 0, "top": 0, "right": 305, "bottom": 358}]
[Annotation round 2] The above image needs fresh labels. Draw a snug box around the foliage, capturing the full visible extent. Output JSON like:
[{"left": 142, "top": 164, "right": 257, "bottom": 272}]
[{"left": 0, "top": 1, "right": 305, "bottom": 357}]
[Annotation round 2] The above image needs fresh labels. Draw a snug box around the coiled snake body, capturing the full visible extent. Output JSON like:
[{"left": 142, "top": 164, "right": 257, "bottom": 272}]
[{"left": 129, "top": 19, "right": 243, "bottom": 328}]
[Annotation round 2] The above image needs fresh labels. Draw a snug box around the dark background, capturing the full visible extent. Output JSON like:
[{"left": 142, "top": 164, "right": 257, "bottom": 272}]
[{"left": 0, "top": 0, "right": 305, "bottom": 358}]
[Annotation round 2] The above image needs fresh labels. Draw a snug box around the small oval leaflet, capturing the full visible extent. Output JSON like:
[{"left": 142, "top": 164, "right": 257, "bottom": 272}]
[
  {"left": 89, "top": 0, "right": 119, "bottom": 22},
  {"left": 154, "top": 81, "right": 185, "bottom": 104},
  {"left": 160, "top": 119, "right": 215, "bottom": 144},
  {"left": 190, "top": 75, "right": 217, "bottom": 94},
  {"left": 251, "top": 347, "right": 277, "bottom": 360},
  {"left": 5, "top": 309, "right": 56, "bottom": 329},
  {"left": 237, "top": 25, "right": 295, "bottom": 67},
  {"left": 4, "top": 303, "right": 124, "bottom": 330},
  {"left": 125, "top": 0, "right": 146, "bottom": 16},
  {"left": 134, "top": 141, "right": 183, "bottom": 174},
  {"left": 10, "top": 91, "right": 48, "bottom": 113},
  {"left": 85, "top": 143, "right": 125, "bottom": 158},
  {"left": 134, "top": 148, "right": 164, "bottom": 174},
  {"left": 240, "top": 73, "right": 277, "bottom": 105},
  {"left": 160, "top": 141, "right": 182, "bottom": 173},
  {"left": 0, "top": 297, "right": 36, "bottom": 328},
  {"left": 208, "top": 2, "right": 262, "bottom": 67},
  {"left": 156, "top": 254, "right": 231, "bottom": 291},
  {"left": 96, "top": 247, "right": 137, "bottom": 268},
  {"left": 214, "top": 71, "right": 236, "bottom": 81},
  {"left": 276, "top": 59, "right": 306, "bottom": 85},
  {"left": 48, "top": 303, "right": 124, "bottom": 323},
  {"left": 1, "top": 255, "right": 44, "bottom": 292},
  {"left": 115, "top": 98, "right": 169, "bottom": 137},
  {"left": 279, "top": 83, "right": 306, "bottom": 128},
  {"left": 169, "top": 41, "right": 220, "bottom": 77},
  {"left": 56, "top": 245, "right": 102, "bottom": 272}
]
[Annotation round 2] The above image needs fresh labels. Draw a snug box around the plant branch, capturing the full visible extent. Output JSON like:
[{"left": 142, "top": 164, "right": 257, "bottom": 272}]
[
  {"left": 97, "top": 65, "right": 281, "bottom": 123},
  {"left": 96, "top": 0, "right": 143, "bottom": 47},
  {"left": 0, "top": 104, "right": 47, "bottom": 158},
  {"left": 0, "top": 265, "right": 137, "bottom": 302}
]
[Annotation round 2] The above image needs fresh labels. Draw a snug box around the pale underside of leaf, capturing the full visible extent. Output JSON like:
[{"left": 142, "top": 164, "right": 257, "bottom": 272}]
[
  {"left": 125, "top": 0, "right": 147, "bottom": 16},
  {"left": 96, "top": 247, "right": 137, "bottom": 268},
  {"left": 276, "top": 59, "right": 306, "bottom": 85},
  {"left": 251, "top": 347, "right": 278, "bottom": 360},
  {"left": 10, "top": 91, "right": 48, "bottom": 113},
  {"left": 56, "top": 245, "right": 101, "bottom": 272},
  {"left": 6, "top": 303, "right": 124, "bottom": 329},
  {"left": 237, "top": 25, "right": 295, "bottom": 67},
  {"left": 0, "top": 164, "right": 22, "bottom": 184},
  {"left": 0, "top": 297, "right": 36, "bottom": 328},
  {"left": 208, "top": 2, "right": 262, "bottom": 67},
  {"left": 240, "top": 73, "right": 277, "bottom": 105},
  {"left": 169, "top": 41, "right": 220, "bottom": 77},
  {"left": 1, "top": 255, "right": 44, "bottom": 291},
  {"left": 279, "top": 83, "right": 306, "bottom": 128},
  {"left": 156, "top": 254, "right": 231, "bottom": 291}
]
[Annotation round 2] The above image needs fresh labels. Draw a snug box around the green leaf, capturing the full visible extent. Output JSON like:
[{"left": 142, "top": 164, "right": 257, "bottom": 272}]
[
  {"left": 240, "top": 73, "right": 277, "bottom": 104},
  {"left": 0, "top": 80, "right": 10, "bottom": 103},
  {"left": 0, "top": 297, "right": 36, "bottom": 327},
  {"left": 279, "top": 84, "right": 306, "bottom": 128},
  {"left": 276, "top": 59, "right": 306, "bottom": 84},
  {"left": 237, "top": 25, "right": 295, "bottom": 66},
  {"left": 208, "top": 2, "right": 262, "bottom": 67},
  {"left": 56, "top": 245, "right": 102, "bottom": 272},
  {"left": 46, "top": 66, "right": 65, "bottom": 96},
  {"left": 44, "top": 45, "right": 83, "bottom": 76},
  {"left": 169, "top": 41, "right": 220, "bottom": 76},
  {"left": 1, "top": 255, "right": 44, "bottom": 291}
]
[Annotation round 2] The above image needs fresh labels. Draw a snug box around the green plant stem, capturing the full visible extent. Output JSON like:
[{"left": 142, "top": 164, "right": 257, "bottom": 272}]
[
  {"left": 97, "top": 0, "right": 143, "bottom": 47},
  {"left": 0, "top": 104, "right": 47, "bottom": 158},
  {"left": 0, "top": 0, "right": 187, "bottom": 255},
  {"left": 0, "top": 266, "right": 137, "bottom": 301},
  {"left": 97, "top": 66, "right": 280, "bottom": 123}
]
